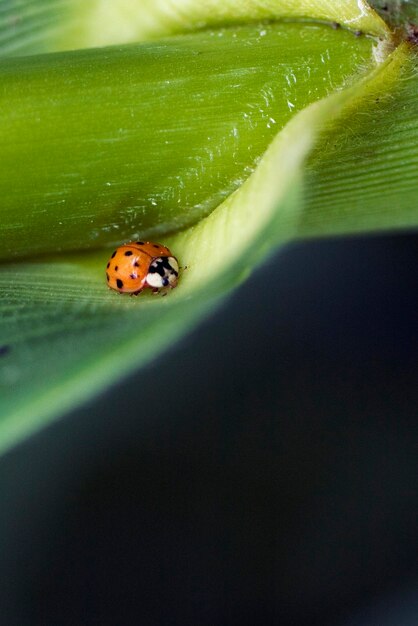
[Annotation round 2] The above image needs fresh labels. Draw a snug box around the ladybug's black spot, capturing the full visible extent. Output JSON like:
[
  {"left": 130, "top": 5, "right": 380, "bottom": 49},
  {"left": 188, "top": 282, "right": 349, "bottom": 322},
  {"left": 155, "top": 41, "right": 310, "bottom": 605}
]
[
  {"left": 116, "top": 279, "right": 124, "bottom": 289},
  {"left": 130, "top": 273, "right": 137, "bottom": 279},
  {"left": 136, "top": 241, "right": 144, "bottom": 245},
  {"left": 106, "top": 262, "right": 110, "bottom": 269},
  {"left": 0, "top": 345, "right": 10, "bottom": 357},
  {"left": 114, "top": 266, "right": 118, "bottom": 271},
  {"left": 124, "top": 250, "right": 133, "bottom": 256},
  {"left": 134, "top": 261, "right": 140, "bottom": 267},
  {"left": 153, "top": 244, "right": 160, "bottom": 249},
  {"left": 106, "top": 273, "right": 110, "bottom": 282},
  {"left": 111, "top": 250, "right": 117, "bottom": 258}
]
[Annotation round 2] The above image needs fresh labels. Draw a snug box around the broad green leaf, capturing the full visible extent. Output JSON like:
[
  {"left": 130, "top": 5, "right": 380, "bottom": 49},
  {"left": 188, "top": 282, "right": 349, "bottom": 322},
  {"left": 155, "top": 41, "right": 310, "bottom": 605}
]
[
  {"left": 0, "top": 23, "right": 374, "bottom": 259},
  {"left": 0, "top": 81, "right": 362, "bottom": 455},
  {"left": 2, "top": 0, "right": 412, "bottom": 456},
  {"left": 0, "top": 21, "right": 385, "bottom": 454}
]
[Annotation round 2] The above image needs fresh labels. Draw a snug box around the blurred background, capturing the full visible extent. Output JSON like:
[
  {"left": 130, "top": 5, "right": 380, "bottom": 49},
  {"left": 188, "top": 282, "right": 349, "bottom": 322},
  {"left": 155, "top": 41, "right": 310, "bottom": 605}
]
[{"left": 0, "top": 232, "right": 417, "bottom": 625}]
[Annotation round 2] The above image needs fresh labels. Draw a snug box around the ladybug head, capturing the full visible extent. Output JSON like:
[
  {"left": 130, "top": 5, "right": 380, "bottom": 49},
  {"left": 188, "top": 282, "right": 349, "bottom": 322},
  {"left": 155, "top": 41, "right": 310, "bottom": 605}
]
[{"left": 145, "top": 256, "right": 179, "bottom": 290}]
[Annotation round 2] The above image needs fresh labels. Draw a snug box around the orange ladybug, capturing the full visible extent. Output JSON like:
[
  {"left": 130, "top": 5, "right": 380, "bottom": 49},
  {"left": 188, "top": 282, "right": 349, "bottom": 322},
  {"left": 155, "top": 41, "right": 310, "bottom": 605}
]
[{"left": 106, "top": 241, "right": 179, "bottom": 295}]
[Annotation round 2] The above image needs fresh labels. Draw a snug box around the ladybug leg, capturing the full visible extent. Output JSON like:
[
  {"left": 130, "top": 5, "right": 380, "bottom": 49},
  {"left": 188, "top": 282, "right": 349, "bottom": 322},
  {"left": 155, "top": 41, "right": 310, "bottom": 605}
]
[{"left": 131, "top": 289, "right": 142, "bottom": 297}]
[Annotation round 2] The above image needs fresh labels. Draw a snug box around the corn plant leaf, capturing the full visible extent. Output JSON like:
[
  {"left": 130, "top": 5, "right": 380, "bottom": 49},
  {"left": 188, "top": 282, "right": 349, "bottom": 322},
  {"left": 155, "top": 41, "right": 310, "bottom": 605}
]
[
  {"left": 0, "top": 23, "right": 374, "bottom": 260},
  {"left": 1, "top": 2, "right": 414, "bottom": 456}
]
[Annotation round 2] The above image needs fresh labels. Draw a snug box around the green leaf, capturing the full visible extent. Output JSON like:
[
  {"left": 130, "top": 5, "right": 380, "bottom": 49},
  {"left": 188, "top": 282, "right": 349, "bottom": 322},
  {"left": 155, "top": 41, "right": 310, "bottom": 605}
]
[
  {"left": 0, "top": 23, "right": 374, "bottom": 259},
  {"left": 0, "top": 21, "right": 382, "bottom": 454}
]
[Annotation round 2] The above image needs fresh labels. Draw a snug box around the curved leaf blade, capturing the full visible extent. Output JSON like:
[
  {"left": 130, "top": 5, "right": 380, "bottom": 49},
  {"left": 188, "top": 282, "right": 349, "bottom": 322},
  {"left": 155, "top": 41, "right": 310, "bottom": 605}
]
[
  {"left": 0, "top": 23, "right": 374, "bottom": 259},
  {"left": 0, "top": 34, "right": 395, "bottom": 455},
  {"left": 0, "top": 1, "right": 400, "bottom": 455}
]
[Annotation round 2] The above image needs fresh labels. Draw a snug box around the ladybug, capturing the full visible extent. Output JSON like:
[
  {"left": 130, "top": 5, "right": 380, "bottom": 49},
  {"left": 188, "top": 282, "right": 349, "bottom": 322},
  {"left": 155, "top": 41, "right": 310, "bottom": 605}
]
[{"left": 106, "top": 241, "right": 179, "bottom": 295}]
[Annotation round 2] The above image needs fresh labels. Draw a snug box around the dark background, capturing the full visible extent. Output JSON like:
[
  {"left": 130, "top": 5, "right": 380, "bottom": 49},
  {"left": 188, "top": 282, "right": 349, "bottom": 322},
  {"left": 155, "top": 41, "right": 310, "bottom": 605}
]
[{"left": 0, "top": 233, "right": 417, "bottom": 625}]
